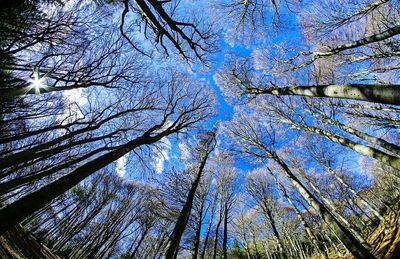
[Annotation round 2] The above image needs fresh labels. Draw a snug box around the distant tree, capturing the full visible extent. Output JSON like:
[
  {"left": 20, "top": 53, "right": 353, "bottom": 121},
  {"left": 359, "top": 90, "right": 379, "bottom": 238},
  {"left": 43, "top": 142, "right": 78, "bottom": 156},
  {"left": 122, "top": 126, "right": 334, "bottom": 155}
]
[
  {"left": 227, "top": 113, "right": 375, "bottom": 258},
  {"left": 0, "top": 74, "right": 215, "bottom": 235},
  {"left": 231, "top": 239, "right": 246, "bottom": 259}
]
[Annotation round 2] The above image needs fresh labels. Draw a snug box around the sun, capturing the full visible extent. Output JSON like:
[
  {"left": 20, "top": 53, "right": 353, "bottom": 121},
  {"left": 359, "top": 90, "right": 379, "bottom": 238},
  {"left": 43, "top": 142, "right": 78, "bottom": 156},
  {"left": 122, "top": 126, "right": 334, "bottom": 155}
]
[{"left": 28, "top": 70, "right": 47, "bottom": 94}]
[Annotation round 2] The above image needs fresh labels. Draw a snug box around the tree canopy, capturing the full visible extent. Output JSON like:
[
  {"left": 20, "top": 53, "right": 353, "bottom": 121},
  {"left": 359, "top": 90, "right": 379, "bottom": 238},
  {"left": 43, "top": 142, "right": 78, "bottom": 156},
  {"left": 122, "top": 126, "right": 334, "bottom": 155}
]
[{"left": 0, "top": 0, "right": 399, "bottom": 258}]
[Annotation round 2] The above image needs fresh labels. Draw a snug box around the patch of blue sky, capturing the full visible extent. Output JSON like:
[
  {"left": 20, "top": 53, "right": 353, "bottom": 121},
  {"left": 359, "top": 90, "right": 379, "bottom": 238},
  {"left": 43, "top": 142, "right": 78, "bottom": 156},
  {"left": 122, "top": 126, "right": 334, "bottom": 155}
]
[{"left": 116, "top": 0, "right": 383, "bottom": 199}]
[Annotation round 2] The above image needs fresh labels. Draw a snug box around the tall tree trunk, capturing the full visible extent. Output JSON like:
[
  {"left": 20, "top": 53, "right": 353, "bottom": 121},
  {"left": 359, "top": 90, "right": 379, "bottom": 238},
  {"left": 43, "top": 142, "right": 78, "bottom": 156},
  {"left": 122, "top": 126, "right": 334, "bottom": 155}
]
[
  {"left": 246, "top": 83, "right": 400, "bottom": 105},
  {"left": 131, "top": 227, "right": 150, "bottom": 258},
  {"left": 0, "top": 146, "right": 111, "bottom": 195},
  {"left": 222, "top": 204, "right": 228, "bottom": 259},
  {"left": 212, "top": 202, "right": 223, "bottom": 259},
  {"left": 318, "top": 161, "right": 389, "bottom": 230},
  {"left": 333, "top": 103, "right": 400, "bottom": 113},
  {"left": 192, "top": 199, "right": 205, "bottom": 259},
  {"left": 286, "top": 24, "right": 400, "bottom": 70},
  {"left": 296, "top": 167, "right": 370, "bottom": 250},
  {"left": 282, "top": 118, "right": 400, "bottom": 171},
  {"left": 164, "top": 133, "right": 216, "bottom": 258},
  {"left": 261, "top": 204, "right": 284, "bottom": 255},
  {"left": 266, "top": 151, "right": 375, "bottom": 259},
  {"left": 312, "top": 110, "right": 400, "bottom": 156},
  {"left": 0, "top": 129, "right": 175, "bottom": 235},
  {"left": 0, "top": 106, "right": 145, "bottom": 170},
  {"left": 200, "top": 192, "right": 218, "bottom": 259},
  {"left": 272, "top": 173, "right": 329, "bottom": 259}
]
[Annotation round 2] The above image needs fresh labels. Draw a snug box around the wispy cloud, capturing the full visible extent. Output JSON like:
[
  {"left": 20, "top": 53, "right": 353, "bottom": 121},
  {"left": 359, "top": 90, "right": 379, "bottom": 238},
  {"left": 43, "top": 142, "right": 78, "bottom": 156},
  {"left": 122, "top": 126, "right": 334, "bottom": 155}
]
[
  {"left": 57, "top": 88, "right": 87, "bottom": 125},
  {"left": 155, "top": 137, "right": 171, "bottom": 173},
  {"left": 116, "top": 154, "right": 128, "bottom": 177},
  {"left": 178, "top": 142, "right": 191, "bottom": 160}
]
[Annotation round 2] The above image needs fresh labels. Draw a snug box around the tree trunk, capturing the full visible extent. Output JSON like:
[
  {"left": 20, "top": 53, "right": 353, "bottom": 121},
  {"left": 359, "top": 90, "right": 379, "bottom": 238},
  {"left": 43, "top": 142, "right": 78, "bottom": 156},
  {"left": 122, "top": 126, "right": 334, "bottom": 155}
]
[
  {"left": 0, "top": 129, "right": 175, "bottom": 235},
  {"left": 314, "top": 111, "right": 400, "bottom": 156},
  {"left": 283, "top": 118, "right": 400, "bottom": 171},
  {"left": 261, "top": 204, "right": 284, "bottom": 255},
  {"left": 266, "top": 151, "right": 375, "bottom": 259},
  {"left": 0, "top": 146, "right": 111, "bottom": 195},
  {"left": 200, "top": 192, "right": 218, "bottom": 259},
  {"left": 248, "top": 83, "right": 400, "bottom": 105},
  {"left": 296, "top": 168, "right": 370, "bottom": 250},
  {"left": 222, "top": 204, "right": 228, "bottom": 259},
  {"left": 272, "top": 174, "right": 329, "bottom": 259},
  {"left": 212, "top": 202, "right": 223, "bottom": 259},
  {"left": 164, "top": 134, "right": 216, "bottom": 258},
  {"left": 131, "top": 227, "right": 150, "bottom": 258},
  {"left": 192, "top": 199, "right": 205, "bottom": 259},
  {"left": 319, "top": 162, "right": 389, "bottom": 230}
]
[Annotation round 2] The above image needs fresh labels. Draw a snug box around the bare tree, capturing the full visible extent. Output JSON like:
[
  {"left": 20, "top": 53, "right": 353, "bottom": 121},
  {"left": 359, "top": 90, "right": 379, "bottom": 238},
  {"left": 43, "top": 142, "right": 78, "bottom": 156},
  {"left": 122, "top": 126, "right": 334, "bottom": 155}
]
[
  {"left": 164, "top": 131, "right": 217, "bottom": 258},
  {"left": 226, "top": 113, "right": 375, "bottom": 258}
]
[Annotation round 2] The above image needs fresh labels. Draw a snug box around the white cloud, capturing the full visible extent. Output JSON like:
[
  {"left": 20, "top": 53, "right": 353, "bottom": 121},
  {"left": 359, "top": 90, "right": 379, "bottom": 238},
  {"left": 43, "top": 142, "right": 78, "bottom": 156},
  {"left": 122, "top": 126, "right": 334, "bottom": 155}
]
[
  {"left": 57, "top": 88, "right": 88, "bottom": 126},
  {"left": 116, "top": 154, "right": 128, "bottom": 177},
  {"left": 178, "top": 142, "right": 191, "bottom": 160},
  {"left": 154, "top": 137, "right": 171, "bottom": 173}
]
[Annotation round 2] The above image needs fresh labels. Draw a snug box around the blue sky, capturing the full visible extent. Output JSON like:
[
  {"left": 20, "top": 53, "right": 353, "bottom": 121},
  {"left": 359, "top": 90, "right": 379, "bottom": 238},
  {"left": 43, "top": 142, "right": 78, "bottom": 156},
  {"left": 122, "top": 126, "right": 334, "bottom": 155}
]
[
  {"left": 120, "top": 2, "right": 311, "bottom": 180},
  {"left": 120, "top": 0, "right": 383, "bottom": 202}
]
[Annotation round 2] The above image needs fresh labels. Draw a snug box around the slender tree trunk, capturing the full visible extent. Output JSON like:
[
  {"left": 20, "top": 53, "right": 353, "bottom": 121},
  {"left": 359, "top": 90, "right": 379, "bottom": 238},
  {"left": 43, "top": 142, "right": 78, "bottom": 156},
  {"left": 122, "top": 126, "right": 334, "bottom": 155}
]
[
  {"left": 164, "top": 134, "right": 216, "bottom": 258},
  {"left": 313, "top": 25, "right": 400, "bottom": 55},
  {"left": 346, "top": 112, "right": 400, "bottom": 126},
  {"left": 192, "top": 199, "right": 205, "bottom": 259},
  {"left": 131, "top": 227, "right": 150, "bottom": 258},
  {"left": 272, "top": 174, "right": 328, "bottom": 259},
  {"left": 266, "top": 152, "right": 375, "bottom": 259},
  {"left": 0, "top": 147, "right": 112, "bottom": 195},
  {"left": 286, "top": 24, "right": 400, "bottom": 70},
  {"left": 319, "top": 161, "right": 389, "bottom": 230},
  {"left": 334, "top": 103, "right": 400, "bottom": 113},
  {"left": 201, "top": 193, "right": 218, "bottom": 259},
  {"left": 313, "top": 111, "right": 400, "bottom": 156},
  {"left": 0, "top": 129, "right": 175, "bottom": 235},
  {"left": 247, "top": 83, "right": 400, "bottom": 105},
  {"left": 0, "top": 129, "right": 123, "bottom": 170},
  {"left": 296, "top": 168, "right": 370, "bottom": 250},
  {"left": 261, "top": 205, "right": 284, "bottom": 255},
  {"left": 0, "top": 106, "right": 145, "bottom": 170},
  {"left": 222, "top": 204, "right": 228, "bottom": 259},
  {"left": 242, "top": 237, "right": 252, "bottom": 259},
  {"left": 283, "top": 118, "right": 400, "bottom": 171},
  {"left": 153, "top": 232, "right": 168, "bottom": 258},
  {"left": 212, "top": 202, "right": 223, "bottom": 259},
  {"left": 250, "top": 226, "right": 260, "bottom": 258}
]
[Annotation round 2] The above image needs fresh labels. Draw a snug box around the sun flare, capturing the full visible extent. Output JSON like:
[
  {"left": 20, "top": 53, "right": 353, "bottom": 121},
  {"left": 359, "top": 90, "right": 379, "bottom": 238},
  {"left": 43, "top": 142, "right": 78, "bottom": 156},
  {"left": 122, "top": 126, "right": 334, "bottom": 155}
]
[{"left": 28, "top": 71, "right": 47, "bottom": 94}]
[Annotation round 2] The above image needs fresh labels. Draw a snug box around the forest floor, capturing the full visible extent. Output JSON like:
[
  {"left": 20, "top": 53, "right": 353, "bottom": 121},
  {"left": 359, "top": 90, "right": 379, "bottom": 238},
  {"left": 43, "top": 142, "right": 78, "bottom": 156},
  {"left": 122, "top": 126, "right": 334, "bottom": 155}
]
[{"left": 0, "top": 209, "right": 399, "bottom": 259}]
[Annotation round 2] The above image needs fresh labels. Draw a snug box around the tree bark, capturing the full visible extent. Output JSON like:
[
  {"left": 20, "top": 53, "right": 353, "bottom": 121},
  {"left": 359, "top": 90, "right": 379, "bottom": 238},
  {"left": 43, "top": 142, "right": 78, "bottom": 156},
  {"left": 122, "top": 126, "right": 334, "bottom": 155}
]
[
  {"left": 222, "top": 204, "right": 228, "bottom": 259},
  {"left": 247, "top": 83, "right": 400, "bottom": 105},
  {"left": 0, "top": 128, "right": 176, "bottom": 236},
  {"left": 192, "top": 197, "right": 206, "bottom": 259},
  {"left": 313, "top": 111, "right": 400, "bottom": 156},
  {"left": 283, "top": 118, "right": 400, "bottom": 171},
  {"left": 296, "top": 167, "right": 370, "bottom": 250},
  {"left": 163, "top": 133, "right": 216, "bottom": 258},
  {"left": 272, "top": 174, "right": 328, "bottom": 259},
  {"left": 200, "top": 192, "right": 218, "bottom": 259},
  {"left": 266, "top": 151, "right": 375, "bottom": 259},
  {"left": 212, "top": 201, "right": 223, "bottom": 259}
]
